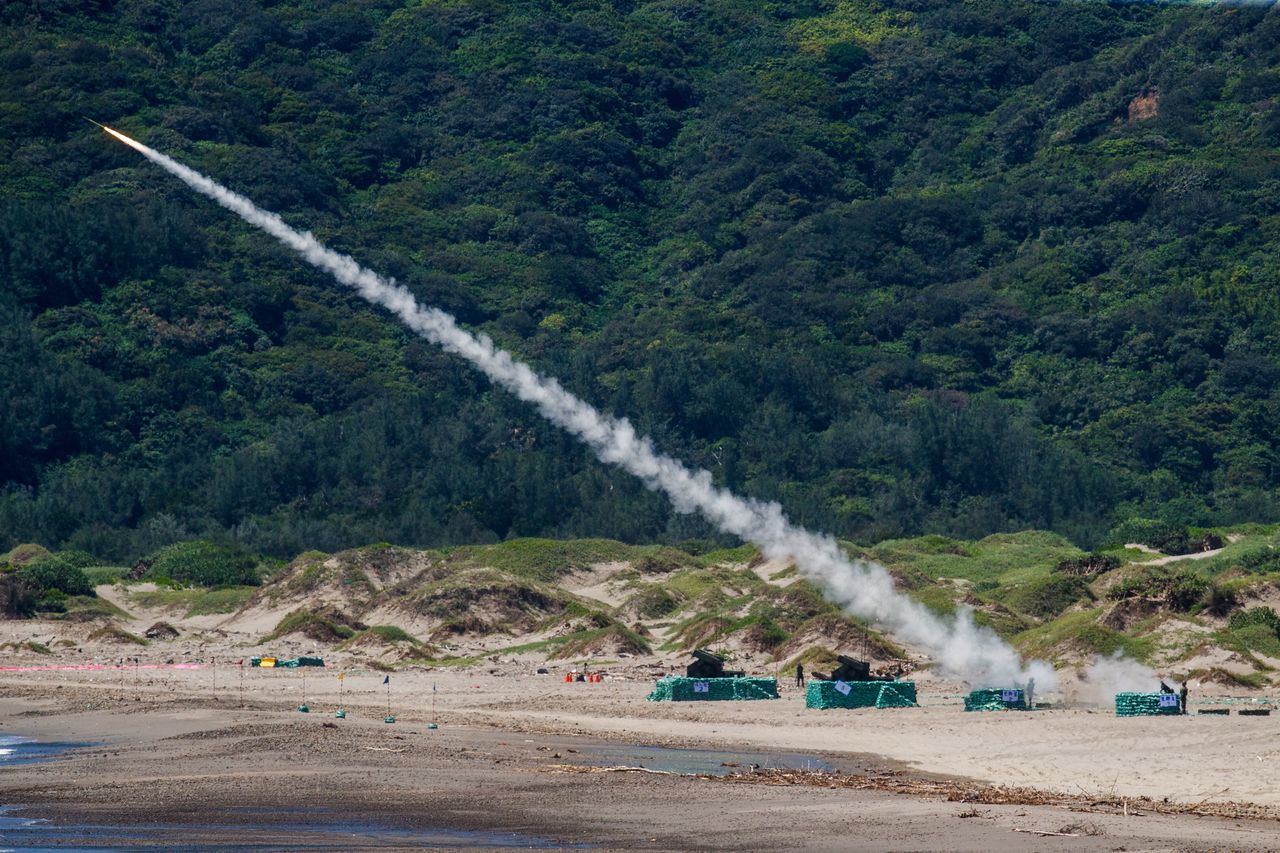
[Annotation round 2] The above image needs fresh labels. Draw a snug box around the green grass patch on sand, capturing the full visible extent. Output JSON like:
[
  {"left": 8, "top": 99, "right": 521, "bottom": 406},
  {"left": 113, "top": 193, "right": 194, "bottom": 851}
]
[
  {"left": 1015, "top": 608, "right": 1154, "bottom": 663},
  {"left": 86, "top": 624, "right": 147, "bottom": 645},
  {"left": 910, "top": 585, "right": 958, "bottom": 616},
  {"left": 63, "top": 595, "right": 132, "bottom": 621},
  {"left": 628, "top": 585, "right": 684, "bottom": 618},
  {"left": 129, "top": 585, "right": 259, "bottom": 617},
  {"left": 186, "top": 586, "right": 255, "bottom": 616},
  {"left": 365, "top": 625, "right": 421, "bottom": 645},
  {"left": 781, "top": 645, "right": 842, "bottom": 676},
  {"left": 1216, "top": 624, "right": 1280, "bottom": 660},
  {"left": 994, "top": 575, "right": 1095, "bottom": 620},
  {"left": 82, "top": 566, "right": 130, "bottom": 585},
  {"left": 443, "top": 538, "right": 696, "bottom": 582},
  {"left": 869, "top": 531, "right": 1083, "bottom": 585},
  {"left": 265, "top": 609, "right": 360, "bottom": 643},
  {"left": 341, "top": 624, "right": 432, "bottom": 657},
  {"left": 128, "top": 588, "right": 199, "bottom": 610},
  {"left": 971, "top": 605, "right": 1035, "bottom": 641}
]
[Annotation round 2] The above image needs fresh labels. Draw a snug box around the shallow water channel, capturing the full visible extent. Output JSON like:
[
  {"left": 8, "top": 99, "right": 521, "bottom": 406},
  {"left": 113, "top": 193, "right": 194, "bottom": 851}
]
[
  {"left": 0, "top": 735, "right": 95, "bottom": 767},
  {"left": 0, "top": 808, "right": 590, "bottom": 852},
  {"left": 0, "top": 735, "right": 589, "bottom": 851}
]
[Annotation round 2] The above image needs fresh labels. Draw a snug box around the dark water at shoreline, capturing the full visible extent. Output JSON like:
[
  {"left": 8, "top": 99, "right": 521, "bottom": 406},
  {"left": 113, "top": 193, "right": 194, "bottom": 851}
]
[
  {"left": 0, "top": 807, "right": 592, "bottom": 851},
  {"left": 0, "top": 735, "right": 95, "bottom": 767},
  {"left": 0, "top": 735, "right": 588, "bottom": 851}
]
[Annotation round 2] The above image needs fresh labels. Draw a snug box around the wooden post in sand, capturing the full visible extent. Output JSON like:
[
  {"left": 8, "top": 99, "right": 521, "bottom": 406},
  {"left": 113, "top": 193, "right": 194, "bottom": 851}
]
[{"left": 239, "top": 659, "right": 245, "bottom": 709}]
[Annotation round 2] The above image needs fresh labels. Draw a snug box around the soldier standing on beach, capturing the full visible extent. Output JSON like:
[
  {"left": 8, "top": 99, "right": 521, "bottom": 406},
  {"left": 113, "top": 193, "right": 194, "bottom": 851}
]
[{"left": 795, "top": 663, "right": 805, "bottom": 687}]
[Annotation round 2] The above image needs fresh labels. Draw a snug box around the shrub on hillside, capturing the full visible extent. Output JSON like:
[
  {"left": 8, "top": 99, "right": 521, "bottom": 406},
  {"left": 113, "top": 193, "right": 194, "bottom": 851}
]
[
  {"left": 18, "top": 557, "right": 93, "bottom": 597},
  {"left": 0, "top": 574, "right": 36, "bottom": 617},
  {"left": 1228, "top": 606, "right": 1280, "bottom": 635},
  {"left": 1203, "top": 583, "right": 1238, "bottom": 617},
  {"left": 1238, "top": 548, "right": 1280, "bottom": 574},
  {"left": 1054, "top": 554, "right": 1120, "bottom": 576},
  {"left": 146, "top": 540, "right": 260, "bottom": 587},
  {"left": 632, "top": 586, "right": 681, "bottom": 618},
  {"left": 1107, "top": 566, "right": 1207, "bottom": 611},
  {"left": 1108, "top": 519, "right": 1193, "bottom": 555},
  {"left": 55, "top": 550, "right": 101, "bottom": 569},
  {"left": 633, "top": 549, "right": 691, "bottom": 574},
  {"left": 266, "top": 607, "right": 364, "bottom": 642},
  {"left": 1003, "top": 575, "right": 1093, "bottom": 619},
  {"left": 740, "top": 615, "right": 788, "bottom": 651}
]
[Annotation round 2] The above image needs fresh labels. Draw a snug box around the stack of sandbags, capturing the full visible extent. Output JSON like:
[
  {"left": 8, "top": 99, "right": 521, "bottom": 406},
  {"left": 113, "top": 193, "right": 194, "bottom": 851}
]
[
  {"left": 646, "top": 676, "right": 779, "bottom": 701},
  {"left": 1115, "top": 692, "right": 1180, "bottom": 716},
  {"left": 805, "top": 680, "right": 919, "bottom": 709},
  {"left": 964, "top": 688, "right": 1028, "bottom": 711}
]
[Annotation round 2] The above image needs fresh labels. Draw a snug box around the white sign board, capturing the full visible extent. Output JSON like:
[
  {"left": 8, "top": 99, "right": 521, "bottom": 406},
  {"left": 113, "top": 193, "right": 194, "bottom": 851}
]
[
  {"left": 1159, "top": 693, "right": 1180, "bottom": 708},
  {"left": 693, "top": 681, "right": 710, "bottom": 693},
  {"left": 1001, "top": 689, "right": 1023, "bottom": 703},
  {"left": 834, "top": 681, "right": 852, "bottom": 696}
]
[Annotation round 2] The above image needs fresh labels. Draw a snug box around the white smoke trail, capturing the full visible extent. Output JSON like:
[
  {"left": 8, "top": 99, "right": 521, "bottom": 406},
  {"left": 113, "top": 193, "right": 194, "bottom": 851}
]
[
  {"left": 100, "top": 125, "right": 1053, "bottom": 688},
  {"left": 1074, "top": 651, "right": 1174, "bottom": 705}
]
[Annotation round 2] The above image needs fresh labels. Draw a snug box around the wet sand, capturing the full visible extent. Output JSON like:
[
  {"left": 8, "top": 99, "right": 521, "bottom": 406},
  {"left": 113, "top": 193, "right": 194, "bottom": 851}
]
[{"left": 2, "top": 665, "right": 1280, "bottom": 851}]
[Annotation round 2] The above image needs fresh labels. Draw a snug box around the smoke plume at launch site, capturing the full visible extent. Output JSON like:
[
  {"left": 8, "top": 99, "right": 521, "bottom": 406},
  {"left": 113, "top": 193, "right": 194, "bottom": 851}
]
[{"left": 99, "top": 124, "right": 1055, "bottom": 689}]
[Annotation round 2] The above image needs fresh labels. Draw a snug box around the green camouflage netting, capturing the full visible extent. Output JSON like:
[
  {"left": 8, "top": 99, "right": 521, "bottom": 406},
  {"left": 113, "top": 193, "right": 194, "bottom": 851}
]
[
  {"left": 964, "top": 688, "right": 1028, "bottom": 711},
  {"left": 1115, "top": 692, "right": 1181, "bottom": 717},
  {"left": 805, "top": 680, "right": 918, "bottom": 709},
  {"left": 646, "top": 676, "right": 779, "bottom": 701}
]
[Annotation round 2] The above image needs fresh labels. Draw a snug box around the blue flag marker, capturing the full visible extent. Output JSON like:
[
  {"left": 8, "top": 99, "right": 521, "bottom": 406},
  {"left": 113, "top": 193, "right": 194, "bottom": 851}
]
[{"left": 383, "top": 675, "right": 390, "bottom": 684}]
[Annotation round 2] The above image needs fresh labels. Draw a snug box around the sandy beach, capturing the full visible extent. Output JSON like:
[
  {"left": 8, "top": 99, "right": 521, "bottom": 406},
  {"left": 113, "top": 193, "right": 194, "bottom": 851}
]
[{"left": 2, "top": 660, "right": 1280, "bottom": 851}]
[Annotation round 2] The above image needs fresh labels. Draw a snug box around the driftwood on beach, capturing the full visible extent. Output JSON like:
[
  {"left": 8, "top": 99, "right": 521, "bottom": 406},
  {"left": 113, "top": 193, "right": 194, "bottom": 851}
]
[{"left": 541, "top": 764, "right": 1280, "bottom": 823}]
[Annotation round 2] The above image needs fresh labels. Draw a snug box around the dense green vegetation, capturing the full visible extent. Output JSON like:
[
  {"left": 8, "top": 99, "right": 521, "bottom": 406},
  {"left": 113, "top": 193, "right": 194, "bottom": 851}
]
[
  {"left": 143, "top": 539, "right": 263, "bottom": 587},
  {"left": 3, "top": 2, "right": 1280, "bottom": 560},
  {"left": 127, "top": 584, "right": 255, "bottom": 616}
]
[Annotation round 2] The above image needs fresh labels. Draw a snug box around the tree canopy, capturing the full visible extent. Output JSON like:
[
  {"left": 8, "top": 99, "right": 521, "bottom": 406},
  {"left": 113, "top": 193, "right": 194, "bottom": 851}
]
[{"left": 2, "top": 1, "right": 1280, "bottom": 561}]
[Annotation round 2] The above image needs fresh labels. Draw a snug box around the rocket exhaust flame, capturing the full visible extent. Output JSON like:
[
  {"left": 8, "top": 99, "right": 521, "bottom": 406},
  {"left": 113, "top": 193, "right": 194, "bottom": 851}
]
[
  {"left": 97, "top": 125, "right": 1053, "bottom": 688},
  {"left": 102, "top": 125, "right": 140, "bottom": 146}
]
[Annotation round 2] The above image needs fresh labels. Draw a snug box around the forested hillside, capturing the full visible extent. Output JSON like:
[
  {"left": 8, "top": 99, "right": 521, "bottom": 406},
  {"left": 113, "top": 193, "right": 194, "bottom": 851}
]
[{"left": 3, "top": 1, "right": 1280, "bottom": 562}]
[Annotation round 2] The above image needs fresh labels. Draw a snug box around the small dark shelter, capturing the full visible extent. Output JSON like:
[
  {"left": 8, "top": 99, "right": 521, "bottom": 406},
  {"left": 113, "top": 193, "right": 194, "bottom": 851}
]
[
  {"left": 686, "top": 648, "right": 744, "bottom": 679},
  {"left": 814, "top": 655, "right": 893, "bottom": 683}
]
